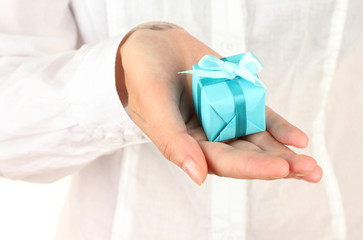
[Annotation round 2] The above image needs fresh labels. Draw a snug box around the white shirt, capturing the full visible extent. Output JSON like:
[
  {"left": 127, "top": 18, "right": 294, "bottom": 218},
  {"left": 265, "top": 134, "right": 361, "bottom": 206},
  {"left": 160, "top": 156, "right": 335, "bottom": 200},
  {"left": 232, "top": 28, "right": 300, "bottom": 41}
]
[{"left": 1, "top": 0, "right": 362, "bottom": 239}]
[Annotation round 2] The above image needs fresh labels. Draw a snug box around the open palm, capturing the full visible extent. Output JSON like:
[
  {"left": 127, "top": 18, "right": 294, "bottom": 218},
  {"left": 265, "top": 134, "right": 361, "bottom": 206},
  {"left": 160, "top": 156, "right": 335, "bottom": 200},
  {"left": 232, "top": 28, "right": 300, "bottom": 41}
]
[
  {"left": 185, "top": 107, "right": 322, "bottom": 182},
  {"left": 119, "top": 27, "right": 322, "bottom": 185}
]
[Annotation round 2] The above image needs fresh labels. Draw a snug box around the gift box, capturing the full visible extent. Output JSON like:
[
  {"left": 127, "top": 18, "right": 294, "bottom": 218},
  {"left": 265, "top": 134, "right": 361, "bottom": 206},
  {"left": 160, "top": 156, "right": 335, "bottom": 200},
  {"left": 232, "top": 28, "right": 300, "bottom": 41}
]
[{"left": 182, "top": 52, "right": 266, "bottom": 142}]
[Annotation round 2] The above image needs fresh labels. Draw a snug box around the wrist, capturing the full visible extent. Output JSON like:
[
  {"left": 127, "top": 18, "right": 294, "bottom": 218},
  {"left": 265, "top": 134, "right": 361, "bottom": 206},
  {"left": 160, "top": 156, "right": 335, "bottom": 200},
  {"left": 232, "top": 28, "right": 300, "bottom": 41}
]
[{"left": 115, "top": 21, "right": 183, "bottom": 107}]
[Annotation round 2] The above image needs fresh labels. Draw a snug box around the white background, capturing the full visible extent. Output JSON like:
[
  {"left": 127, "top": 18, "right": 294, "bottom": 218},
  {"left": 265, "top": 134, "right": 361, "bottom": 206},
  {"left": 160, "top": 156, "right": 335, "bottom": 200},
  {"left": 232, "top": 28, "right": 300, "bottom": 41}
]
[{"left": 0, "top": 177, "right": 70, "bottom": 240}]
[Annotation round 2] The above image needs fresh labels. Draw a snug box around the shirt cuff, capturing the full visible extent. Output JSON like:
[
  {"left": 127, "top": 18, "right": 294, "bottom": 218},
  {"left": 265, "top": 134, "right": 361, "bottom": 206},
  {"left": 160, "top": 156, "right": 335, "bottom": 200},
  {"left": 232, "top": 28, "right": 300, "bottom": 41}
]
[
  {"left": 69, "top": 22, "right": 183, "bottom": 145},
  {"left": 69, "top": 35, "right": 145, "bottom": 142}
]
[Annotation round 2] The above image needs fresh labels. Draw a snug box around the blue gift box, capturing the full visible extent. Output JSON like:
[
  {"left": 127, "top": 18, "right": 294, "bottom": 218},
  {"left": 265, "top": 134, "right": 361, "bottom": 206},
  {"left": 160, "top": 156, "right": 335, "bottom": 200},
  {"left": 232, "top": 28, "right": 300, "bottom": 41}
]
[{"left": 184, "top": 52, "right": 266, "bottom": 142}]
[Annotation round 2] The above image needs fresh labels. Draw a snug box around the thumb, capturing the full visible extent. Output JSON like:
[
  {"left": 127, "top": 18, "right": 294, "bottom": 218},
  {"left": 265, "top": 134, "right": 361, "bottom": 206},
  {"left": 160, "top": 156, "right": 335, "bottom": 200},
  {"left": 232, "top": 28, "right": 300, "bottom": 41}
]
[
  {"left": 121, "top": 28, "right": 208, "bottom": 185},
  {"left": 127, "top": 76, "right": 208, "bottom": 185},
  {"left": 158, "top": 130, "right": 208, "bottom": 185}
]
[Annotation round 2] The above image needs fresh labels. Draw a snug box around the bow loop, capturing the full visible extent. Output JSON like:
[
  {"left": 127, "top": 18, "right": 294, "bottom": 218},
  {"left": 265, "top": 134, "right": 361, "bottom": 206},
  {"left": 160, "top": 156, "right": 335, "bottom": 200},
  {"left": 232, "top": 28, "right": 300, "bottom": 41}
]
[
  {"left": 179, "top": 51, "right": 265, "bottom": 88},
  {"left": 198, "top": 55, "right": 223, "bottom": 70},
  {"left": 222, "top": 61, "right": 238, "bottom": 78},
  {"left": 238, "top": 51, "right": 264, "bottom": 74}
]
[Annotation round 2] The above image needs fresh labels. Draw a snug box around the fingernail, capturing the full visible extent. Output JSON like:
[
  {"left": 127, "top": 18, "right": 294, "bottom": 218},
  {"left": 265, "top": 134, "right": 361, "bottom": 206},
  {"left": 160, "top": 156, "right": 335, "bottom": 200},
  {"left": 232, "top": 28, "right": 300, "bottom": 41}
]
[
  {"left": 182, "top": 157, "right": 202, "bottom": 185},
  {"left": 295, "top": 173, "right": 307, "bottom": 177}
]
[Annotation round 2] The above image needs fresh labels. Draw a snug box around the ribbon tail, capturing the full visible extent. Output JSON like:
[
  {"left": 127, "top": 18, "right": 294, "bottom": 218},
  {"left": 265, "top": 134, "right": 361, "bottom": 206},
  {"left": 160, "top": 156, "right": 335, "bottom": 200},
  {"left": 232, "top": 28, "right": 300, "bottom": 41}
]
[{"left": 254, "top": 78, "right": 267, "bottom": 89}]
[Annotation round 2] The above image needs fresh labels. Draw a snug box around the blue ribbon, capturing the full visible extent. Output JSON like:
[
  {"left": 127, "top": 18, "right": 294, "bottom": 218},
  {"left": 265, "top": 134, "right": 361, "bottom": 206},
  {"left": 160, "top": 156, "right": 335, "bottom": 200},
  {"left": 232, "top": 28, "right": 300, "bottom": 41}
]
[
  {"left": 179, "top": 52, "right": 264, "bottom": 140},
  {"left": 226, "top": 79, "right": 246, "bottom": 138}
]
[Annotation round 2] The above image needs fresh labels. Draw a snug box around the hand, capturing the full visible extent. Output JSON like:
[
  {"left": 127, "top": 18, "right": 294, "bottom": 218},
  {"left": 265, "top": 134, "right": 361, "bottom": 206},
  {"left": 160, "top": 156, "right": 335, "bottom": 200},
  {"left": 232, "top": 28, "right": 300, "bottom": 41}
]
[{"left": 118, "top": 28, "right": 323, "bottom": 185}]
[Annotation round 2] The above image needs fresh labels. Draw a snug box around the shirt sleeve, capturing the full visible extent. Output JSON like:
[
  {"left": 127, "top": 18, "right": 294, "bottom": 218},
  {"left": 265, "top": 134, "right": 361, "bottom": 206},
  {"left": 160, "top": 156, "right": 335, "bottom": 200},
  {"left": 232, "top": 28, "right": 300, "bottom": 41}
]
[{"left": 0, "top": 0, "right": 148, "bottom": 183}]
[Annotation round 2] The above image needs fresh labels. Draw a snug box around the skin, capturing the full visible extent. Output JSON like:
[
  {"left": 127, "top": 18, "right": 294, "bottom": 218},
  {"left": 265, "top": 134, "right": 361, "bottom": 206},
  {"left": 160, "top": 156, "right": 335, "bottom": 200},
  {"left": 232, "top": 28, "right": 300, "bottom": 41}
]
[{"left": 116, "top": 28, "right": 323, "bottom": 185}]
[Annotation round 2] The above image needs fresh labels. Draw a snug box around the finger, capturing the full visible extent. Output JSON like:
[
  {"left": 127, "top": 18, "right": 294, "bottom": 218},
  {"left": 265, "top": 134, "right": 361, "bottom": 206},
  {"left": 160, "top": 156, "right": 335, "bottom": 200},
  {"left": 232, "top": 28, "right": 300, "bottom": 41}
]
[
  {"left": 200, "top": 141, "right": 290, "bottom": 179},
  {"left": 266, "top": 107, "right": 309, "bottom": 148},
  {"left": 295, "top": 165, "right": 323, "bottom": 183},
  {"left": 243, "top": 130, "right": 293, "bottom": 154},
  {"left": 244, "top": 132, "right": 318, "bottom": 177},
  {"left": 287, "top": 154, "right": 318, "bottom": 175}
]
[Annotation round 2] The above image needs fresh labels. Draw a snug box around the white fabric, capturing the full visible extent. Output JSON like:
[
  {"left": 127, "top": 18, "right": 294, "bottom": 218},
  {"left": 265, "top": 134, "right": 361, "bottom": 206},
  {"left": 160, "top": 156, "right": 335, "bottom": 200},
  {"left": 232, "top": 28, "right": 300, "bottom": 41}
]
[{"left": 0, "top": 0, "right": 362, "bottom": 239}]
